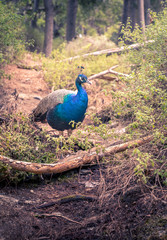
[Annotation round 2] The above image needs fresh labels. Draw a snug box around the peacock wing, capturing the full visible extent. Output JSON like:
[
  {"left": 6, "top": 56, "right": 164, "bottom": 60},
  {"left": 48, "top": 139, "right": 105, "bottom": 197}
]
[{"left": 32, "top": 89, "right": 76, "bottom": 121}]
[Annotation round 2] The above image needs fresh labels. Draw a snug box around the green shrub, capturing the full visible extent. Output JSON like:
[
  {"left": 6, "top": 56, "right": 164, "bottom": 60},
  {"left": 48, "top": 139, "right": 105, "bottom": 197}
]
[
  {"left": 0, "top": 2, "right": 25, "bottom": 65},
  {"left": 25, "top": 25, "right": 44, "bottom": 53},
  {"left": 0, "top": 114, "right": 93, "bottom": 183},
  {"left": 110, "top": 7, "right": 167, "bottom": 184},
  {"left": 112, "top": 8, "right": 167, "bottom": 134}
]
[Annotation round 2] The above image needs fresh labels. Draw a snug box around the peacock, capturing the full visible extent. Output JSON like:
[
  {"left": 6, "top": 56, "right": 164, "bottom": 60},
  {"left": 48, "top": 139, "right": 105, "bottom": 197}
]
[{"left": 32, "top": 72, "right": 91, "bottom": 136}]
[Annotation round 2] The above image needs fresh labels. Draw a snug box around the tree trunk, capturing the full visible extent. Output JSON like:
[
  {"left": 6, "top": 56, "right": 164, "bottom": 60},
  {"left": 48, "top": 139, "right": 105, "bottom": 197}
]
[
  {"left": 138, "top": 0, "right": 145, "bottom": 33},
  {"left": 129, "top": 0, "right": 138, "bottom": 31},
  {"left": 31, "top": 0, "right": 40, "bottom": 28},
  {"left": 145, "top": 0, "right": 151, "bottom": 25},
  {"left": 43, "top": 0, "right": 54, "bottom": 57},
  {"left": 118, "top": 0, "right": 129, "bottom": 41},
  {"left": 118, "top": 0, "right": 148, "bottom": 42},
  {"left": 66, "top": 0, "right": 78, "bottom": 42}
]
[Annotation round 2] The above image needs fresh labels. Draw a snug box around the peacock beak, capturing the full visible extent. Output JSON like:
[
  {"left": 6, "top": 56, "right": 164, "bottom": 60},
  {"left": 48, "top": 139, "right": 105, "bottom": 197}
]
[{"left": 86, "top": 79, "right": 92, "bottom": 85}]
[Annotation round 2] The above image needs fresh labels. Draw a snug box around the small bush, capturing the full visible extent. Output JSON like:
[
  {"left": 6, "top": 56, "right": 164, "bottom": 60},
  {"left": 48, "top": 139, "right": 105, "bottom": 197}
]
[
  {"left": 0, "top": 2, "right": 25, "bottom": 65},
  {"left": 112, "top": 8, "right": 167, "bottom": 134},
  {"left": 111, "top": 7, "right": 167, "bottom": 184},
  {"left": 0, "top": 114, "right": 93, "bottom": 183},
  {"left": 25, "top": 25, "right": 44, "bottom": 53}
]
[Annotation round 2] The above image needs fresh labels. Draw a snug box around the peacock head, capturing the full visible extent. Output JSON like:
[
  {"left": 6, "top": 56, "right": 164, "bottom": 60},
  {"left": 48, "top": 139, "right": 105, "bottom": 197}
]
[{"left": 76, "top": 74, "right": 92, "bottom": 85}]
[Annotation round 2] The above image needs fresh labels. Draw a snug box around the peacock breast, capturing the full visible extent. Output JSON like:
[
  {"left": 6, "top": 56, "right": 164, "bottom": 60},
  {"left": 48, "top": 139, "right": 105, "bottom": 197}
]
[
  {"left": 46, "top": 89, "right": 88, "bottom": 130},
  {"left": 59, "top": 90, "right": 88, "bottom": 123}
]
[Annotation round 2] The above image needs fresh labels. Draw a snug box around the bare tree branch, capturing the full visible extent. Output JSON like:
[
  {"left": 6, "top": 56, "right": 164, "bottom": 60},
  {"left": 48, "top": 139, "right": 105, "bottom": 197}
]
[
  {"left": 88, "top": 65, "right": 118, "bottom": 80},
  {"left": 88, "top": 65, "right": 129, "bottom": 81}
]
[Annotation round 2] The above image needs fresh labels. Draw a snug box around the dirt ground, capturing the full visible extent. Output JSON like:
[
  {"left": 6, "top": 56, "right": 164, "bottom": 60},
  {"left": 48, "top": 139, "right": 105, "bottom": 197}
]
[{"left": 0, "top": 55, "right": 167, "bottom": 240}]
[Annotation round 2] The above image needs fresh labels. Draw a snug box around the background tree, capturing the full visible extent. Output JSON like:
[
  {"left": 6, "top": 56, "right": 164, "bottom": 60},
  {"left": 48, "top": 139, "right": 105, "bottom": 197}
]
[
  {"left": 118, "top": 0, "right": 165, "bottom": 41},
  {"left": 145, "top": 0, "right": 151, "bottom": 25},
  {"left": 31, "top": 0, "right": 40, "bottom": 28},
  {"left": 43, "top": 0, "right": 54, "bottom": 57},
  {"left": 66, "top": 0, "right": 78, "bottom": 42},
  {"left": 138, "top": 0, "right": 146, "bottom": 33},
  {"left": 118, "top": 0, "right": 129, "bottom": 39}
]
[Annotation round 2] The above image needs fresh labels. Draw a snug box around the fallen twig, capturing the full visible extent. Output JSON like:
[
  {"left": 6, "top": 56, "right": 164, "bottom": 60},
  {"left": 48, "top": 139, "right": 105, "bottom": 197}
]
[
  {"left": 35, "top": 211, "right": 82, "bottom": 225},
  {"left": 82, "top": 213, "right": 109, "bottom": 226},
  {"left": 0, "top": 135, "right": 153, "bottom": 174},
  {"left": 37, "top": 194, "right": 97, "bottom": 209}
]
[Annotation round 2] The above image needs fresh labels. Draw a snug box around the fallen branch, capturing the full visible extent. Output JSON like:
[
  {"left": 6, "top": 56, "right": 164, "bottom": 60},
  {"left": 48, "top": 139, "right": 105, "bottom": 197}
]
[
  {"left": 88, "top": 67, "right": 129, "bottom": 82},
  {"left": 88, "top": 65, "right": 129, "bottom": 81},
  {"left": 0, "top": 135, "right": 153, "bottom": 174},
  {"left": 88, "top": 65, "right": 118, "bottom": 81},
  {"left": 35, "top": 211, "right": 82, "bottom": 225},
  {"left": 37, "top": 194, "right": 97, "bottom": 209},
  {"left": 98, "top": 76, "right": 118, "bottom": 81},
  {"left": 107, "top": 69, "right": 129, "bottom": 77},
  {"left": 58, "top": 40, "right": 154, "bottom": 62},
  {"left": 106, "top": 40, "right": 154, "bottom": 56}
]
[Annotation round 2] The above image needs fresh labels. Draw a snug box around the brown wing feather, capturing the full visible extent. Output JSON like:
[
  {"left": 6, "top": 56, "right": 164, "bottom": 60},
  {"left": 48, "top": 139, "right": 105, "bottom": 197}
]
[{"left": 31, "top": 89, "right": 76, "bottom": 122}]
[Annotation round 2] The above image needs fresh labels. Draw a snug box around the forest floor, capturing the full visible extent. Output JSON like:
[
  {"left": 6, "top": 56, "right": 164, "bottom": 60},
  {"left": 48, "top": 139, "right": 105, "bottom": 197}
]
[{"left": 0, "top": 54, "right": 167, "bottom": 240}]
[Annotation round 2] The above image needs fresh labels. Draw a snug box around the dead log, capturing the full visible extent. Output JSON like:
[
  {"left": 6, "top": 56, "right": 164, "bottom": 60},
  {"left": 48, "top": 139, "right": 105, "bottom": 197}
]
[
  {"left": 88, "top": 65, "right": 129, "bottom": 81},
  {"left": 58, "top": 40, "right": 154, "bottom": 62},
  {"left": 0, "top": 135, "right": 153, "bottom": 174}
]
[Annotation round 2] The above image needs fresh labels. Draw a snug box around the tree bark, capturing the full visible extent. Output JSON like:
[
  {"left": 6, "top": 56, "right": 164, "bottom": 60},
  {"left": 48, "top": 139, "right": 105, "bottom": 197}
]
[
  {"left": 31, "top": 0, "right": 40, "bottom": 28},
  {"left": 119, "top": 0, "right": 147, "bottom": 41},
  {"left": 145, "top": 0, "right": 151, "bottom": 25},
  {"left": 43, "top": 0, "right": 54, "bottom": 57},
  {"left": 118, "top": 0, "right": 129, "bottom": 40},
  {"left": 138, "top": 0, "right": 145, "bottom": 33},
  {"left": 129, "top": 0, "right": 138, "bottom": 31},
  {"left": 66, "top": 0, "right": 78, "bottom": 42}
]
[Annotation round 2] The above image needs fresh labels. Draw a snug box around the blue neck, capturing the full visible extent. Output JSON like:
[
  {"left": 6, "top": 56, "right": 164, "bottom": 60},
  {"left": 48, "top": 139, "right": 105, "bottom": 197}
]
[{"left": 75, "top": 80, "right": 83, "bottom": 93}]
